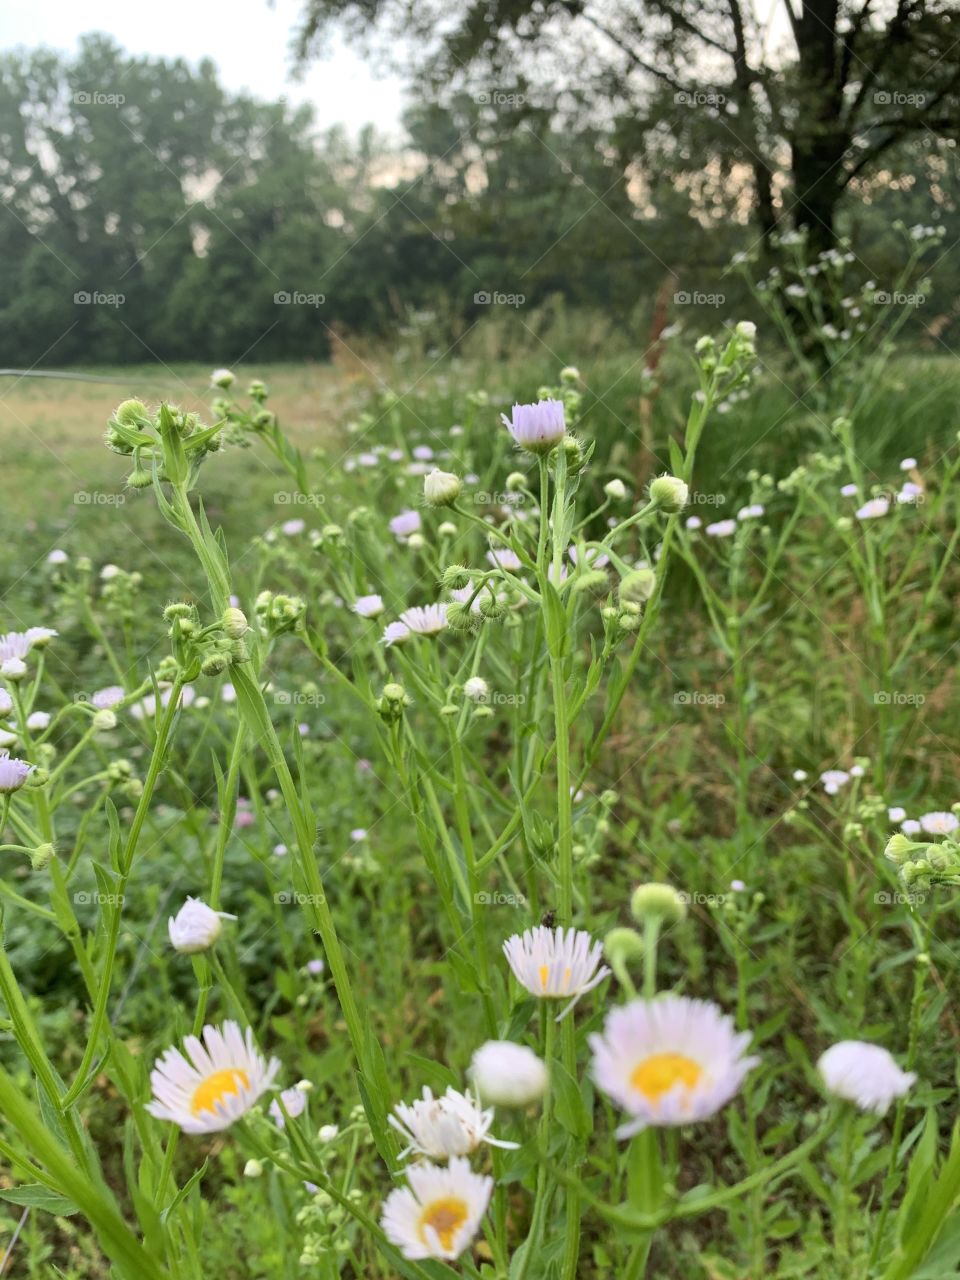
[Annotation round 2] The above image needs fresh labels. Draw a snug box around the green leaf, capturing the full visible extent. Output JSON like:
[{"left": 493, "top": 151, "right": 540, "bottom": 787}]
[{"left": 0, "top": 1184, "right": 78, "bottom": 1216}]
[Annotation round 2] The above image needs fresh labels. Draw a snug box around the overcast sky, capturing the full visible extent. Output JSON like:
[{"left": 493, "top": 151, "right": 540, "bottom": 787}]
[{"left": 0, "top": 0, "right": 408, "bottom": 136}]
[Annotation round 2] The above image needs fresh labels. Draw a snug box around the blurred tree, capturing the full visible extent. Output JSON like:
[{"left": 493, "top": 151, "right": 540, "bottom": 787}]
[{"left": 295, "top": 0, "right": 960, "bottom": 253}]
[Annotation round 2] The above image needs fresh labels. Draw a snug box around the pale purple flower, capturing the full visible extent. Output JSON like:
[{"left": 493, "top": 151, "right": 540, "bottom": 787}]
[
  {"left": 856, "top": 497, "right": 889, "bottom": 521},
  {"left": 897, "top": 483, "right": 922, "bottom": 505},
  {"left": 901, "top": 819, "right": 921, "bottom": 836},
  {"left": 685, "top": 516, "right": 702, "bottom": 530},
  {"left": 919, "top": 811, "right": 958, "bottom": 836},
  {"left": 389, "top": 510, "right": 422, "bottom": 539},
  {"left": 501, "top": 400, "right": 566, "bottom": 453},
  {"left": 705, "top": 519, "right": 737, "bottom": 538},
  {"left": 353, "top": 594, "right": 385, "bottom": 619},
  {"left": 26, "top": 711, "right": 50, "bottom": 732},
  {"left": 399, "top": 604, "right": 448, "bottom": 636},
  {"left": 840, "top": 483, "right": 858, "bottom": 497},
  {"left": 350, "top": 828, "right": 368, "bottom": 841},
  {"left": 47, "top": 549, "right": 69, "bottom": 565},
  {"left": 486, "top": 548, "right": 522, "bottom": 572},
  {"left": 382, "top": 621, "right": 411, "bottom": 646},
  {"left": 0, "top": 751, "right": 31, "bottom": 793},
  {"left": 281, "top": 519, "right": 305, "bottom": 536},
  {"left": 358, "top": 452, "right": 379, "bottom": 467},
  {"left": 270, "top": 1085, "right": 308, "bottom": 1128},
  {"left": 568, "top": 545, "right": 610, "bottom": 569},
  {"left": 413, "top": 445, "right": 434, "bottom": 461},
  {"left": 24, "top": 627, "right": 57, "bottom": 648},
  {"left": 307, "top": 959, "right": 325, "bottom": 976},
  {"left": 888, "top": 807, "right": 907, "bottom": 824},
  {"left": 820, "top": 769, "right": 850, "bottom": 796},
  {"left": 900, "top": 458, "right": 917, "bottom": 471},
  {"left": 737, "top": 503, "right": 764, "bottom": 520},
  {"left": 92, "top": 686, "right": 125, "bottom": 710}
]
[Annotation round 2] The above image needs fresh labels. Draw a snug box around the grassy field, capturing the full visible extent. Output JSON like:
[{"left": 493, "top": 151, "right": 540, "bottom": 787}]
[{"left": 1, "top": 330, "right": 960, "bottom": 1278}]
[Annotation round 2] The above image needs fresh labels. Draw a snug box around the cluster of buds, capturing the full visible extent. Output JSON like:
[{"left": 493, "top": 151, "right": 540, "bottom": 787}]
[
  {"left": 254, "top": 592, "right": 304, "bottom": 638},
  {"left": 376, "top": 682, "right": 411, "bottom": 724},
  {"left": 164, "top": 603, "right": 250, "bottom": 679},
  {"left": 105, "top": 401, "right": 223, "bottom": 488},
  {"left": 602, "top": 597, "right": 643, "bottom": 641},
  {"left": 100, "top": 565, "right": 143, "bottom": 624},
  {"left": 296, "top": 1187, "right": 360, "bottom": 1265},
  {"left": 885, "top": 826, "right": 960, "bottom": 891}
]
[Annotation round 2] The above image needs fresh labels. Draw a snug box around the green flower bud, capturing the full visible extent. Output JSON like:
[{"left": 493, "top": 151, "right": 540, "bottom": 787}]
[
  {"left": 604, "top": 478, "right": 627, "bottom": 501},
  {"left": 604, "top": 926, "right": 645, "bottom": 966},
  {"left": 423, "top": 469, "right": 462, "bottom": 508},
  {"left": 505, "top": 472, "right": 527, "bottom": 492},
  {"left": 649, "top": 474, "right": 689, "bottom": 513},
  {"left": 222, "top": 607, "right": 248, "bottom": 639},
  {"left": 630, "top": 882, "right": 687, "bottom": 925},
  {"left": 619, "top": 568, "right": 656, "bottom": 604},
  {"left": 30, "top": 843, "right": 55, "bottom": 871},
  {"left": 201, "top": 652, "right": 230, "bottom": 677},
  {"left": 116, "top": 399, "right": 148, "bottom": 426},
  {"left": 441, "top": 565, "right": 470, "bottom": 590}
]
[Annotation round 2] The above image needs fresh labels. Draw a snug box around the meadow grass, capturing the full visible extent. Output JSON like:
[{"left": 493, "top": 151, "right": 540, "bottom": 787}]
[{"left": 0, "top": 323, "right": 959, "bottom": 1278}]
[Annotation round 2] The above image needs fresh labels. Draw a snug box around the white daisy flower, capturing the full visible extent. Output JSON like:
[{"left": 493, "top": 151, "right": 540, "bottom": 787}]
[
  {"left": 0, "top": 689, "right": 11, "bottom": 717},
  {"left": 399, "top": 605, "right": 448, "bottom": 637},
  {"left": 100, "top": 564, "right": 121, "bottom": 580},
  {"left": 840, "top": 483, "right": 858, "bottom": 497},
  {"left": 856, "top": 497, "right": 889, "bottom": 521},
  {"left": 168, "top": 898, "right": 236, "bottom": 954},
  {"left": 281, "top": 519, "right": 305, "bottom": 536},
  {"left": 463, "top": 677, "right": 488, "bottom": 702},
  {"left": 685, "top": 516, "right": 702, "bottom": 530},
  {"left": 589, "top": 995, "right": 759, "bottom": 1138},
  {"left": 353, "top": 594, "right": 385, "bottom": 619},
  {"left": 900, "top": 457, "right": 917, "bottom": 471},
  {"left": 919, "top": 811, "right": 958, "bottom": 836},
  {"left": 500, "top": 400, "right": 566, "bottom": 454},
  {"left": 382, "top": 621, "right": 411, "bottom": 647},
  {"left": 888, "top": 806, "right": 907, "bottom": 824},
  {"left": 0, "top": 633, "right": 32, "bottom": 676},
  {"left": 47, "top": 549, "right": 69, "bottom": 565},
  {"left": 792, "top": 769, "right": 808, "bottom": 781},
  {"left": 389, "top": 1086, "right": 518, "bottom": 1160},
  {"left": 269, "top": 1084, "right": 309, "bottom": 1128},
  {"left": 818, "top": 1041, "right": 916, "bottom": 1115},
  {"left": 470, "top": 1041, "right": 548, "bottom": 1108},
  {"left": 503, "top": 926, "right": 610, "bottom": 1021},
  {"left": 130, "top": 685, "right": 196, "bottom": 720},
  {"left": 705, "top": 519, "right": 737, "bottom": 538},
  {"left": 901, "top": 818, "right": 921, "bottom": 836},
  {"left": 0, "top": 752, "right": 32, "bottom": 794},
  {"left": 26, "top": 711, "right": 50, "bottom": 732},
  {"left": 24, "top": 627, "right": 57, "bottom": 648},
  {"left": 146, "top": 1021, "right": 280, "bottom": 1134},
  {"left": 737, "top": 503, "right": 764, "bottom": 520},
  {"left": 897, "top": 482, "right": 922, "bottom": 505},
  {"left": 381, "top": 1156, "right": 493, "bottom": 1261}
]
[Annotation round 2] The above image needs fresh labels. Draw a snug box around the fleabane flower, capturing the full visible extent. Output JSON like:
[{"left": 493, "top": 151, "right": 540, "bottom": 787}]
[
  {"left": 470, "top": 1041, "right": 548, "bottom": 1107},
  {"left": 705, "top": 519, "right": 737, "bottom": 538},
  {"left": 817, "top": 1041, "right": 916, "bottom": 1115},
  {"left": 168, "top": 898, "right": 236, "bottom": 954},
  {"left": 146, "top": 1021, "right": 280, "bottom": 1134},
  {"left": 389, "top": 1086, "right": 518, "bottom": 1160},
  {"left": 381, "top": 1156, "right": 493, "bottom": 1261},
  {"left": 820, "top": 769, "right": 850, "bottom": 795},
  {"left": 353, "top": 594, "right": 385, "bottom": 619},
  {"left": 269, "top": 1084, "right": 309, "bottom": 1128},
  {"left": 0, "top": 751, "right": 32, "bottom": 794},
  {"left": 503, "top": 925, "right": 610, "bottom": 1021},
  {"left": 389, "top": 510, "right": 422, "bottom": 539},
  {"left": 0, "top": 633, "right": 32, "bottom": 678},
  {"left": 919, "top": 810, "right": 958, "bottom": 836},
  {"left": 856, "top": 497, "right": 889, "bottom": 521},
  {"left": 399, "top": 604, "right": 448, "bottom": 637},
  {"left": 382, "top": 621, "right": 411, "bottom": 647},
  {"left": 501, "top": 400, "right": 566, "bottom": 454},
  {"left": 486, "top": 548, "right": 522, "bottom": 572},
  {"left": 589, "top": 995, "right": 759, "bottom": 1138}
]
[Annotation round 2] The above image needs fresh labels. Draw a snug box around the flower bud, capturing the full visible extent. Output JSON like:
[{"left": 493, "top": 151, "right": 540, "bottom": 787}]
[
  {"left": 115, "top": 399, "right": 148, "bottom": 426},
  {"left": 619, "top": 568, "right": 656, "bottom": 604},
  {"left": 604, "top": 926, "right": 645, "bottom": 966},
  {"left": 30, "top": 843, "right": 55, "bottom": 871},
  {"left": 92, "top": 709, "right": 118, "bottom": 731},
  {"left": 884, "top": 833, "right": 923, "bottom": 865},
  {"left": 604, "top": 478, "right": 627, "bottom": 501},
  {"left": 211, "top": 368, "right": 235, "bottom": 390},
  {"left": 560, "top": 366, "right": 580, "bottom": 385},
  {"left": 470, "top": 1040, "right": 548, "bottom": 1108},
  {"left": 463, "top": 677, "right": 488, "bottom": 702},
  {"left": 423, "top": 469, "right": 462, "bottom": 508},
  {"left": 201, "top": 652, "right": 230, "bottom": 677},
  {"left": 649, "top": 475, "right": 689, "bottom": 513},
  {"left": 630, "top": 882, "right": 687, "bottom": 925},
  {"left": 222, "top": 607, "right": 249, "bottom": 639},
  {"left": 441, "top": 564, "right": 470, "bottom": 590},
  {"left": 126, "top": 467, "right": 152, "bottom": 489},
  {"left": 438, "top": 521, "right": 457, "bottom": 538},
  {"left": 505, "top": 472, "right": 527, "bottom": 492},
  {"left": 243, "top": 1159, "right": 264, "bottom": 1178}
]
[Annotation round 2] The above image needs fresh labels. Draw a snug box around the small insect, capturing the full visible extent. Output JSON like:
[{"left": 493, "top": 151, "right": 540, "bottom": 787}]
[{"left": 540, "top": 909, "right": 557, "bottom": 929}]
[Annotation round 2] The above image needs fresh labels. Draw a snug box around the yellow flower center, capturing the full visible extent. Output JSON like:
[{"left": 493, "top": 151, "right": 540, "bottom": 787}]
[
  {"left": 418, "top": 1196, "right": 469, "bottom": 1252},
  {"left": 630, "top": 1053, "right": 702, "bottom": 1102},
  {"left": 191, "top": 1067, "right": 250, "bottom": 1117},
  {"left": 538, "top": 964, "right": 572, "bottom": 992}
]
